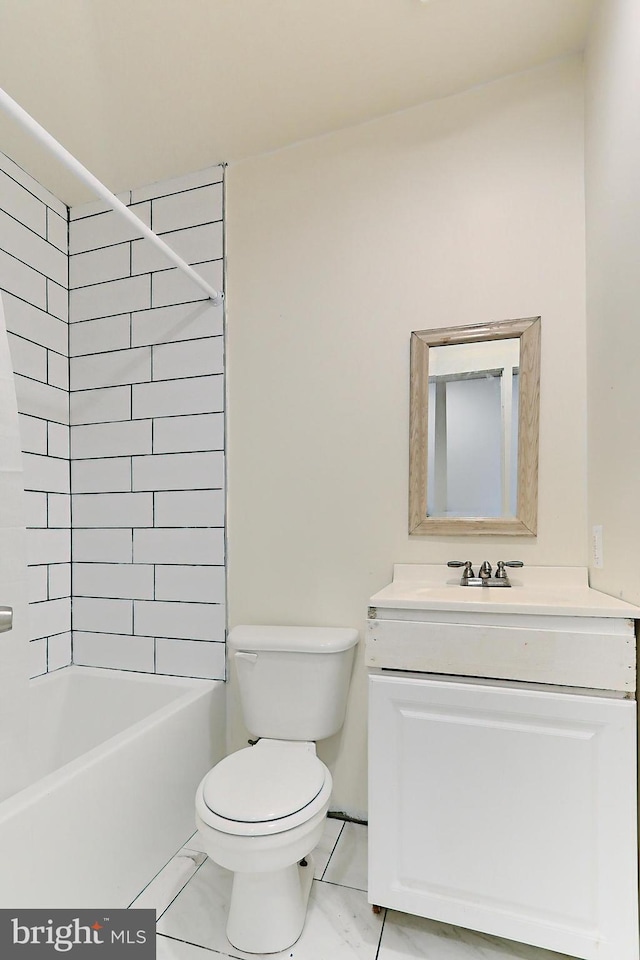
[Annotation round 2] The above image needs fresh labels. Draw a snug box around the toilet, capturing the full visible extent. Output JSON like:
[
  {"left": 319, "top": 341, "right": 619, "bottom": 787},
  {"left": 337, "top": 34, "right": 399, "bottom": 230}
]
[{"left": 195, "top": 624, "right": 358, "bottom": 955}]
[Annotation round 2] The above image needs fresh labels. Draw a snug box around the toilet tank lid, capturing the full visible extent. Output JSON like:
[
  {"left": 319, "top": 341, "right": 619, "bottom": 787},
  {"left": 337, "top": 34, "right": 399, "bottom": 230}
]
[{"left": 229, "top": 625, "right": 358, "bottom": 654}]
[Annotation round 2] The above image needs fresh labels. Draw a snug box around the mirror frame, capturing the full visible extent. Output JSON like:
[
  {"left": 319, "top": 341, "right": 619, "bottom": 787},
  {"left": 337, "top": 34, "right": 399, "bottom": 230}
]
[{"left": 409, "top": 316, "right": 541, "bottom": 536}]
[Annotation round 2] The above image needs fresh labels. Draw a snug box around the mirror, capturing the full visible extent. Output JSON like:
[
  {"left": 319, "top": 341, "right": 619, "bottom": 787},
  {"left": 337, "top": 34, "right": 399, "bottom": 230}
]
[{"left": 409, "top": 317, "right": 540, "bottom": 536}]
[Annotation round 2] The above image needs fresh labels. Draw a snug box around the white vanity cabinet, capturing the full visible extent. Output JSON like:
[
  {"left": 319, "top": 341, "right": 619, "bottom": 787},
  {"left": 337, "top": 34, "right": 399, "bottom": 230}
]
[{"left": 366, "top": 566, "right": 640, "bottom": 960}]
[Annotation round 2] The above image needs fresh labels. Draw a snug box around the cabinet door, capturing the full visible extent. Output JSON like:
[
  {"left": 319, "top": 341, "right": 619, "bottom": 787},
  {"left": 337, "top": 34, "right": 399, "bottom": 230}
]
[{"left": 368, "top": 674, "right": 638, "bottom": 960}]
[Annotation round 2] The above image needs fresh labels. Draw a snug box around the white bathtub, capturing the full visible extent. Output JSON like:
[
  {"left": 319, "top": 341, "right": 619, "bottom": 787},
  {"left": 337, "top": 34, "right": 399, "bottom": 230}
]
[{"left": 0, "top": 666, "right": 225, "bottom": 908}]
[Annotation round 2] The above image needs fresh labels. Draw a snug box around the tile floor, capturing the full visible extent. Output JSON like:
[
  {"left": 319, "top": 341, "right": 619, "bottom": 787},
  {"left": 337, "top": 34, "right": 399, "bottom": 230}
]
[{"left": 131, "top": 819, "right": 573, "bottom": 960}]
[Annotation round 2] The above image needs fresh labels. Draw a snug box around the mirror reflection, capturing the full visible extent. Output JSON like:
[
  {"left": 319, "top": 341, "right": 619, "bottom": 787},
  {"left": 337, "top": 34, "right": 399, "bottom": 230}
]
[{"left": 427, "top": 339, "right": 520, "bottom": 518}]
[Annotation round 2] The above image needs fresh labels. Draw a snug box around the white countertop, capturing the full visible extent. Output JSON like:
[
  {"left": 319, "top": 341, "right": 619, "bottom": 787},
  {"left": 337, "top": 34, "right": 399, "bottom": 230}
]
[{"left": 369, "top": 565, "right": 640, "bottom": 619}]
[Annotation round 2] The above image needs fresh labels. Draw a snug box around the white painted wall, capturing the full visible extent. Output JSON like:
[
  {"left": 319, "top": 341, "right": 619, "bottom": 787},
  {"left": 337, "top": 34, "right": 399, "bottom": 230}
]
[
  {"left": 226, "top": 58, "right": 587, "bottom": 816},
  {"left": 585, "top": 0, "right": 640, "bottom": 604}
]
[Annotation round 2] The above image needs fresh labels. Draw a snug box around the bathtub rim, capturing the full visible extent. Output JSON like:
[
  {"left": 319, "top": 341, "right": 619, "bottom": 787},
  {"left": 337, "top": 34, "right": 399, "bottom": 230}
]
[{"left": 1, "top": 664, "right": 223, "bottom": 823}]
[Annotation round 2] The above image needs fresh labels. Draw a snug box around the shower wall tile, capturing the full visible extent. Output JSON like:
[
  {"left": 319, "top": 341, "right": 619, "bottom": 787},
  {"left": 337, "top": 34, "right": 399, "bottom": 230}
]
[
  {"left": 69, "top": 167, "right": 226, "bottom": 680},
  {"left": 155, "top": 638, "right": 225, "bottom": 680},
  {"left": 0, "top": 152, "right": 70, "bottom": 677},
  {"left": 69, "top": 314, "right": 131, "bottom": 357},
  {"left": 73, "top": 631, "right": 155, "bottom": 673}
]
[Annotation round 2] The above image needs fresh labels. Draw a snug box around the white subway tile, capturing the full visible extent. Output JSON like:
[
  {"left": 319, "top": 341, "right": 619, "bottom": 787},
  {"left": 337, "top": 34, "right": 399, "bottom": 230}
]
[
  {"left": 0, "top": 208, "right": 67, "bottom": 285},
  {"left": 131, "top": 300, "right": 223, "bottom": 347},
  {"left": 48, "top": 493, "right": 71, "bottom": 528},
  {"left": 0, "top": 471, "right": 25, "bottom": 527},
  {"left": 29, "top": 638, "right": 47, "bottom": 678},
  {"left": 7, "top": 333, "right": 47, "bottom": 382},
  {"left": 133, "top": 451, "right": 223, "bottom": 491},
  {"left": 155, "top": 565, "right": 225, "bottom": 603},
  {"left": 2, "top": 293, "right": 67, "bottom": 353},
  {"left": 70, "top": 346, "right": 151, "bottom": 391},
  {"left": 0, "top": 153, "right": 66, "bottom": 218},
  {"left": 49, "top": 563, "right": 71, "bottom": 599},
  {"left": 133, "top": 375, "right": 223, "bottom": 419},
  {"left": 0, "top": 247, "right": 47, "bottom": 308},
  {"left": 22, "top": 453, "right": 69, "bottom": 493},
  {"left": 24, "top": 490, "right": 48, "bottom": 527},
  {"left": 71, "top": 419, "right": 151, "bottom": 459},
  {"left": 47, "top": 352, "right": 69, "bottom": 391},
  {"left": 0, "top": 170, "right": 47, "bottom": 236},
  {"left": 74, "top": 563, "right": 154, "bottom": 600},
  {"left": 152, "top": 183, "right": 223, "bottom": 233},
  {"left": 155, "top": 490, "right": 224, "bottom": 527},
  {"left": 30, "top": 597, "right": 71, "bottom": 640},
  {"left": 73, "top": 631, "right": 154, "bottom": 672},
  {"left": 134, "top": 528, "right": 224, "bottom": 565},
  {"left": 70, "top": 275, "right": 151, "bottom": 323},
  {"left": 73, "top": 492, "right": 153, "bottom": 528},
  {"left": 72, "top": 528, "right": 133, "bottom": 562},
  {"left": 27, "top": 565, "right": 48, "bottom": 603},
  {"left": 70, "top": 243, "right": 131, "bottom": 289},
  {"left": 47, "top": 209, "right": 68, "bottom": 253},
  {"left": 153, "top": 412, "right": 224, "bottom": 453},
  {"left": 47, "top": 281, "right": 68, "bottom": 322},
  {"left": 72, "top": 457, "right": 132, "bottom": 493},
  {"left": 69, "top": 314, "right": 131, "bottom": 357},
  {"left": 151, "top": 260, "right": 223, "bottom": 310},
  {"left": 69, "top": 191, "right": 133, "bottom": 221},
  {"left": 73, "top": 597, "right": 133, "bottom": 633},
  {"left": 155, "top": 638, "right": 225, "bottom": 680},
  {"left": 47, "top": 422, "right": 70, "bottom": 459},
  {"left": 69, "top": 202, "right": 150, "bottom": 253},
  {"left": 152, "top": 336, "right": 223, "bottom": 381},
  {"left": 19, "top": 414, "right": 47, "bottom": 454},
  {"left": 134, "top": 600, "right": 224, "bottom": 641},
  {"left": 70, "top": 385, "right": 131, "bottom": 425},
  {"left": 14, "top": 375, "right": 68, "bottom": 424},
  {"left": 27, "top": 528, "right": 71, "bottom": 565},
  {"left": 131, "top": 166, "right": 223, "bottom": 204},
  {"left": 48, "top": 631, "right": 72, "bottom": 670},
  {"left": 132, "top": 222, "right": 223, "bottom": 276}
]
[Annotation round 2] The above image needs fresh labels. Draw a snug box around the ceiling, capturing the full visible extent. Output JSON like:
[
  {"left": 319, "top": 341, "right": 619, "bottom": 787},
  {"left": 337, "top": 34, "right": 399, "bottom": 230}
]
[{"left": 0, "top": 0, "right": 595, "bottom": 206}]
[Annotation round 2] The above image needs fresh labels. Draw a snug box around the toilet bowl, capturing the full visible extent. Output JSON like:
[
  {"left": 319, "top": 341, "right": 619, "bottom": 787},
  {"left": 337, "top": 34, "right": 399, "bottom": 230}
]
[
  {"left": 196, "top": 739, "right": 333, "bottom": 954},
  {"left": 194, "top": 624, "right": 358, "bottom": 954}
]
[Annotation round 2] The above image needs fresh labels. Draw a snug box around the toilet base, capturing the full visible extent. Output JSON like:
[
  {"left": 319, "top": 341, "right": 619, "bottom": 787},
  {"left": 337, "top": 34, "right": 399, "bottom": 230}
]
[{"left": 226, "top": 853, "right": 315, "bottom": 954}]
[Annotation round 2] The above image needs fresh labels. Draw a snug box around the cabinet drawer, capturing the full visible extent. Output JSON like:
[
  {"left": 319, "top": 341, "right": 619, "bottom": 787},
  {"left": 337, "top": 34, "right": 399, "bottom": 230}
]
[{"left": 366, "top": 617, "right": 636, "bottom": 691}]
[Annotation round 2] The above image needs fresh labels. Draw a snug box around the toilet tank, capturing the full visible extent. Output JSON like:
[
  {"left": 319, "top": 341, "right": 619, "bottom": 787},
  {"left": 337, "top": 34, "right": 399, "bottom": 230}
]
[{"left": 230, "top": 625, "right": 358, "bottom": 741}]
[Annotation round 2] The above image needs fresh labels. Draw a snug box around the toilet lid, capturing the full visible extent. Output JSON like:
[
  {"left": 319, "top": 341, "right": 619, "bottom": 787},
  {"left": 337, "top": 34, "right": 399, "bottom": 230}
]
[{"left": 202, "top": 743, "right": 327, "bottom": 823}]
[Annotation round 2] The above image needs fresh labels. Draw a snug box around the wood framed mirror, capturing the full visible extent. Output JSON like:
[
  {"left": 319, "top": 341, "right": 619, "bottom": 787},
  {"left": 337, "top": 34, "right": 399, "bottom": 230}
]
[{"left": 409, "top": 316, "right": 540, "bottom": 536}]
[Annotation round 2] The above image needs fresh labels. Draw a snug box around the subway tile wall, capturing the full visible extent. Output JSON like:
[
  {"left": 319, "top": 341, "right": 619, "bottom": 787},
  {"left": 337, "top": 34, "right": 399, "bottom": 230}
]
[
  {"left": 68, "top": 166, "right": 225, "bottom": 679},
  {"left": 0, "top": 151, "right": 71, "bottom": 677}
]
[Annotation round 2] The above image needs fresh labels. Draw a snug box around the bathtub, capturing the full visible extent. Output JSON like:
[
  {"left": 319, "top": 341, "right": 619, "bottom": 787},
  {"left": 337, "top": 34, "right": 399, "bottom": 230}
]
[{"left": 0, "top": 666, "right": 225, "bottom": 908}]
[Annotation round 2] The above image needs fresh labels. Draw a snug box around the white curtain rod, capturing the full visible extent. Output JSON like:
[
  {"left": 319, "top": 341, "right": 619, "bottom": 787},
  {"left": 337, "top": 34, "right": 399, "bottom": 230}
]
[{"left": 0, "top": 86, "right": 224, "bottom": 306}]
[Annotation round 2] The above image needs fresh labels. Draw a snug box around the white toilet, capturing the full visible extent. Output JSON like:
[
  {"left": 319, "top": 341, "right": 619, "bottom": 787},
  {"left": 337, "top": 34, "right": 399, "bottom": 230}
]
[{"left": 195, "top": 624, "right": 358, "bottom": 954}]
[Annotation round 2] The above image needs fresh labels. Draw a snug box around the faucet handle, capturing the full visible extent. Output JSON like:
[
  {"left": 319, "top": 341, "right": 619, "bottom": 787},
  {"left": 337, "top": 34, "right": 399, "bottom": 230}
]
[
  {"left": 447, "top": 560, "right": 474, "bottom": 581},
  {"left": 495, "top": 560, "right": 524, "bottom": 579}
]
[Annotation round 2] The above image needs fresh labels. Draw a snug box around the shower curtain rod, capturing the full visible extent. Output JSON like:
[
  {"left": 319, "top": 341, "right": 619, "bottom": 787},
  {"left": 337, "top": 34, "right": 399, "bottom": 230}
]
[{"left": 0, "top": 86, "right": 224, "bottom": 306}]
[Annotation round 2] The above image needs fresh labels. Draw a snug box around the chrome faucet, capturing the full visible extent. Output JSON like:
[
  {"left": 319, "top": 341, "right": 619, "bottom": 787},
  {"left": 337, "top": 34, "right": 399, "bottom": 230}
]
[{"left": 447, "top": 560, "right": 523, "bottom": 587}]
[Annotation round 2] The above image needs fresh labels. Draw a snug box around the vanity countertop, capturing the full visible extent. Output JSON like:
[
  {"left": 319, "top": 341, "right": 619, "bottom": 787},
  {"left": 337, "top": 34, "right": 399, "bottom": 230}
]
[{"left": 369, "top": 565, "right": 640, "bottom": 619}]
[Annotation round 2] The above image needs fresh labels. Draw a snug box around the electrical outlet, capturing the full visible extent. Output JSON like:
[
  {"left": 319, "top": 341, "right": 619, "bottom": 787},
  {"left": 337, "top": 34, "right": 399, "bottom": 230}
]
[{"left": 592, "top": 525, "right": 604, "bottom": 569}]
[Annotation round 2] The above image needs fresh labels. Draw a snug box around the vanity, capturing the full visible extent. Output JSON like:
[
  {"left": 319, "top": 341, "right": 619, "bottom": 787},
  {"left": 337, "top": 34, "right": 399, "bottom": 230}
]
[{"left": 366, "top": 564, "right": 640, "bottom": 960}]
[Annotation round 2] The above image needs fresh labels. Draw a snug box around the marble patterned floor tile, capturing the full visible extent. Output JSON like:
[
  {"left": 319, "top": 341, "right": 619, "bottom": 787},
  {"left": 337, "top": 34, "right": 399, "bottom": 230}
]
[
  {"left": 181, "top": 830, "right": 209, "bottom": 856},
  {"left": 313, "top": 816, "right": 345, "bottom": 879},
  {"left": 157, "top": 933, "right": 231, "bottom": 960},
  {"left": 321, "top": 821, "right": 368, "bottom": 891},
  {"left": 377, "top": 912, "right": 575, "bottom": 960},
  {"left": 130, "top": 850, "right": 207, "bottom": 917},
  {"left": 158, "top": 856, "right": 384, "bottom": 960}
]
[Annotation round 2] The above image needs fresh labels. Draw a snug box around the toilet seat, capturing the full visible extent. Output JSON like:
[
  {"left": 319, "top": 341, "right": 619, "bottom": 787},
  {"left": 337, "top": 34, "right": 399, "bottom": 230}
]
[{"left": 197, "top": 740, "right": 332, "bottom": 838}]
